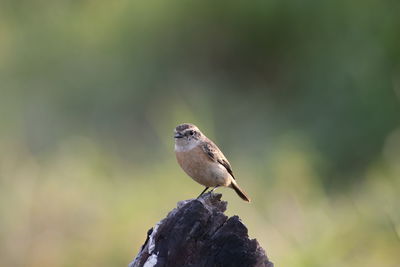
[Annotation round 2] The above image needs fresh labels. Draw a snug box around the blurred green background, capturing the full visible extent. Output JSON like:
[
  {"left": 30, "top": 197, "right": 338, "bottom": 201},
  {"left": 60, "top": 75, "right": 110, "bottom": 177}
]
[{"left": 1, "top": 0, "right": 400, "bottom": 266}]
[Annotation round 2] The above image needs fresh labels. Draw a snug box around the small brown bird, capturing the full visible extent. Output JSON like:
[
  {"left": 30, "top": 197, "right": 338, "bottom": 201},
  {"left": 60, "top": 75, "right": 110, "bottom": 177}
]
[{"left": 174, "top": 123, "right": 251, "bottom": 202}]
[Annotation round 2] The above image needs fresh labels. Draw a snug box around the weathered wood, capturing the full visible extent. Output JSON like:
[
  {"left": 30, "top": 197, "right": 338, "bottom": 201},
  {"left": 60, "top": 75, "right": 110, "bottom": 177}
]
[{"left": 129, "top": 193, "right": 273, "bottom": 267}]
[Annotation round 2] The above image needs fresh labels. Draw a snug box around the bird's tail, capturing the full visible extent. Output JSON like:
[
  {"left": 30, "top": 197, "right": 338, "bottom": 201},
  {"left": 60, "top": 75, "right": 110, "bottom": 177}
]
[{"left": 230, "top": 180, "right": 251, "bottom": 202}]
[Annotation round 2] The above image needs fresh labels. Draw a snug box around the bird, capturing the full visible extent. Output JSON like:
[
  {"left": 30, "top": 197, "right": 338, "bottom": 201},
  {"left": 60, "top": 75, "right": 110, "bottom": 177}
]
[{"left": 174, "top": 123, "right": 251, "bottom": 202}]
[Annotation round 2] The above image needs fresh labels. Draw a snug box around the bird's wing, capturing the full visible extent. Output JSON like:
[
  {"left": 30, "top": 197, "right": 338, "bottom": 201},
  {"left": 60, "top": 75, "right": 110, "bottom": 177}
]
[{"left": 202, "top": 140, "right": 236, "bottom": 180}]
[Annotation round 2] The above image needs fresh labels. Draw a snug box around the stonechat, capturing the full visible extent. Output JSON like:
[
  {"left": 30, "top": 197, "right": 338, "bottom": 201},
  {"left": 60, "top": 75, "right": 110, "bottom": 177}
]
[{"left": 174, "top": 123, "right": 251, "bottom": 202}]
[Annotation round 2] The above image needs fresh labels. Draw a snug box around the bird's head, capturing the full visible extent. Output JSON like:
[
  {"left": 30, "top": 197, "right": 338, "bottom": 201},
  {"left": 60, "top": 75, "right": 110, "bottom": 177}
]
[{"left": 174, "top": 123, "right": 203, "bottom": 148}]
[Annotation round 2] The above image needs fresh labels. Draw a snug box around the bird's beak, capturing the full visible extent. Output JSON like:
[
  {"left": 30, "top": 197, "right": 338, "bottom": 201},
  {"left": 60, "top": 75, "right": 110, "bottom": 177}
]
[{"left": 174, "top": 132, "right": 184, "bottom": 139}]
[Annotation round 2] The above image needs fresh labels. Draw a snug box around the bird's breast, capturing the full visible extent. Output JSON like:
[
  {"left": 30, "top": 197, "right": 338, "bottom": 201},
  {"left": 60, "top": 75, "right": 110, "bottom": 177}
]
[
  {"left": 175, "top": 145, "right": 230, "bottom": 187},
  {"left": 175, "top": 145, "right": 207, "bottom": 176}
]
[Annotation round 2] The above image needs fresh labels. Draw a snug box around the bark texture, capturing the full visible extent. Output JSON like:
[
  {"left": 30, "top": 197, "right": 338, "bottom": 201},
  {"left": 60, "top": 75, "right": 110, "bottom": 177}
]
[{"left": 129, "top": 193, "right": 273, "bottom": 267}]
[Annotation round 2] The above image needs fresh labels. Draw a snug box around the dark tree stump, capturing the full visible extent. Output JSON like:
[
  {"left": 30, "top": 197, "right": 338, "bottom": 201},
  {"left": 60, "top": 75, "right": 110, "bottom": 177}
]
[{"left": 129, "top": 193, "right": 273, "bottom": 267}]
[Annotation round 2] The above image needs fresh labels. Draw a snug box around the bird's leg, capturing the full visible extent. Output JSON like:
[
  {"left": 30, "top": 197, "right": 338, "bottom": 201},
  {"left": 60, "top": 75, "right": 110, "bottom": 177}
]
[
  {"left": 210, "top": 186, "right": 220, "bottom": 193},
  {"left": 197, "top": 187, "right": 209, "bottom": 198}
]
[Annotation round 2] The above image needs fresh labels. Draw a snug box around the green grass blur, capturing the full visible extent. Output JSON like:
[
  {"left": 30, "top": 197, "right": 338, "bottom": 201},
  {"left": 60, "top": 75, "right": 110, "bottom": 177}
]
[{"left": 1, "top": 1, "right": 400, "bottom": 266}]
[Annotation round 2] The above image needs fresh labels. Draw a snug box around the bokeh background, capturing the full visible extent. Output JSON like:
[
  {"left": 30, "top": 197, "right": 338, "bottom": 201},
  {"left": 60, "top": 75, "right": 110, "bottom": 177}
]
[{"left": 1, "top": 1, "right": 400, "bottom": 266}]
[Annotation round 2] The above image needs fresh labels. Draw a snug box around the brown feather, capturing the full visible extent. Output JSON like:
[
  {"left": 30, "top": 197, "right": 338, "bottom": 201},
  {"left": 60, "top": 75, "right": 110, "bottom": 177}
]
[{"left": 202, "top": 140, "right": 236, "bottom": 180}]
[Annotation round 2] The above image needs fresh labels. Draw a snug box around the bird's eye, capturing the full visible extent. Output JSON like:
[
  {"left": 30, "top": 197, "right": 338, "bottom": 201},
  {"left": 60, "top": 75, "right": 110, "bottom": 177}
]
[{"left": 189, "top": 130, "right": 194, "bottom": 135}]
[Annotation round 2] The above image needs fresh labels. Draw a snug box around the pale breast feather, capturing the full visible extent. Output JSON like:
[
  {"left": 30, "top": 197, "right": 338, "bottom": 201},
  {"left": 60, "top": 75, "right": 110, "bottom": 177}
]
[{"left": 175, "top": 140, "right": 198, "bottom": 152}]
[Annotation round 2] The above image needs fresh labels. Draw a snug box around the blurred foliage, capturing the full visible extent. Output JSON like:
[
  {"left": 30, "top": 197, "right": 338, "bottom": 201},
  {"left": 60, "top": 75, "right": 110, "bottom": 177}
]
[{"left": 0, "top": 0, "right": 400, "bottom": 266}]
